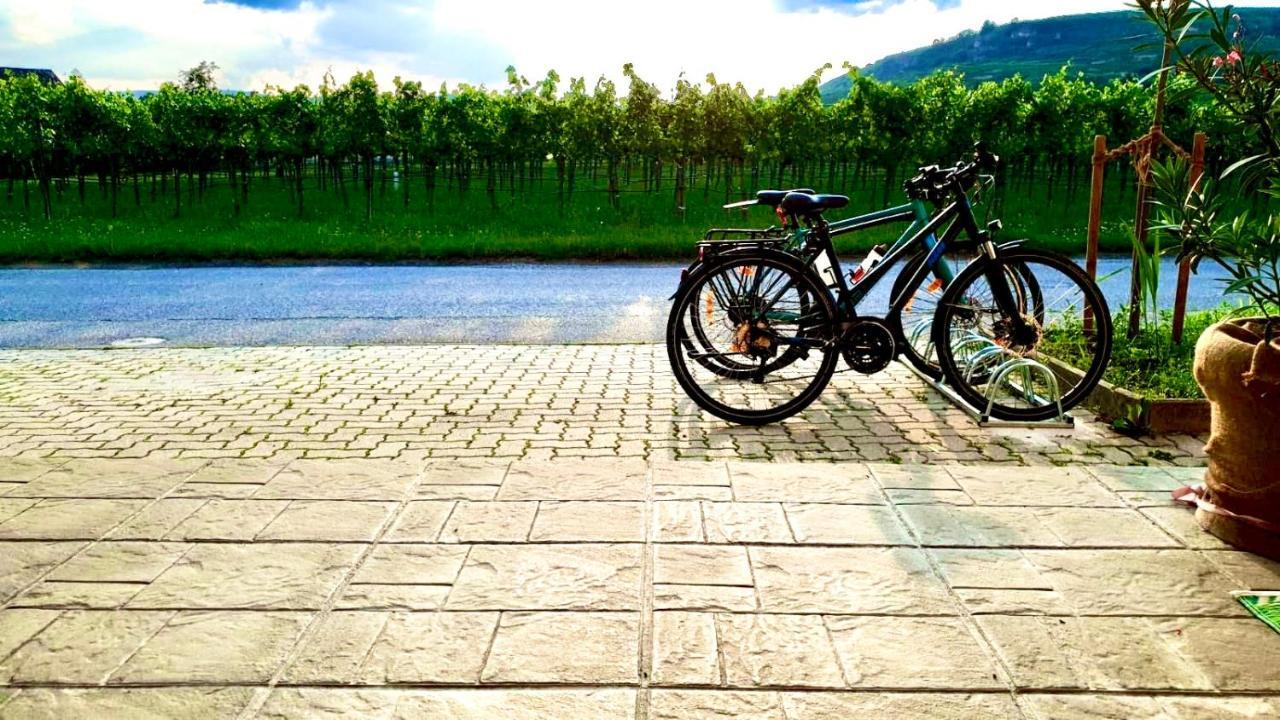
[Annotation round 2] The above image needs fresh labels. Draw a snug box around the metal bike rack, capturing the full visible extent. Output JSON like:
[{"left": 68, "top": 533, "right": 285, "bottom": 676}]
[{"left": 903, "top": 324, "right": 1074, "bottom": 429}]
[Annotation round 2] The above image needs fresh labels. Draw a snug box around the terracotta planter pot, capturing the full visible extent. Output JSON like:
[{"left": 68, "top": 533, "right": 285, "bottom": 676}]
[{"left": 1192, "top": 318, "right": 1280, "bottom": 560}]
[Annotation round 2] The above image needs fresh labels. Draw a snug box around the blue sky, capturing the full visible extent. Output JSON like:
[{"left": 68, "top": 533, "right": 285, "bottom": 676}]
[{"left": 2, "top": 0, "right": 1275, "bottom": 92}]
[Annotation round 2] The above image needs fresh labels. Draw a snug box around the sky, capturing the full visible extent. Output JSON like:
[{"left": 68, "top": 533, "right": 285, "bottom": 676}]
[{"left": 1, "top": 0, "right": 1277, "bottom": 93}]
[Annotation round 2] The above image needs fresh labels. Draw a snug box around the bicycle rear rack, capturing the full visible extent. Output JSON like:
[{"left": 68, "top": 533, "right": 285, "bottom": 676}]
[{"left": 903, "top": 321, "right": 1074, "bottom": 429}]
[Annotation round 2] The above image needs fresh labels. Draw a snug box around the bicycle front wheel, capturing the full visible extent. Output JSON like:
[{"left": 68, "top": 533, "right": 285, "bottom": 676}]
[
  {"left": 667, "top": 252, "right": 838, "bottom": 425},
  {"left": 931, "top": 248, "right": 1112, "bottom": 421}
]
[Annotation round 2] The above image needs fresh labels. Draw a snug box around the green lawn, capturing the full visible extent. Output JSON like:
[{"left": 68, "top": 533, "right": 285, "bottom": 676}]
[{"left": 0, "top": 168, "right": 1142, "bottom": 264}]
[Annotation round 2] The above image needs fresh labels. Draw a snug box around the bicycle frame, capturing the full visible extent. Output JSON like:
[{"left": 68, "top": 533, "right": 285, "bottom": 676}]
[{"left": 768, "top": 188, "right": 1001, "bottom": 350}]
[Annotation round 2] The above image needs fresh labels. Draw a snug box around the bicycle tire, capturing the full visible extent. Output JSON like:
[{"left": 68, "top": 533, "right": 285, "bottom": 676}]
[
  {"left": 931, "top": 248, "right": 1112, "bottom": 421},
  {"left": 667, "top": 251, "right": 838, "bottom": 425}
]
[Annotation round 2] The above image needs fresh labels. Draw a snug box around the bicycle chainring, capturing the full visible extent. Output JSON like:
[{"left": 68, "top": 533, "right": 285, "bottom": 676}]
[{"left": 840, "top": 318, "right": 896, "bottom": 375}]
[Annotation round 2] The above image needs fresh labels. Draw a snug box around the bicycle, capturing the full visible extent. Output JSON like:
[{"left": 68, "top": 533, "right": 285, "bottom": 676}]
[
  {"left": 676, "top": 181, "right": 982, "bottom": 380},
  {"left": 666, "top": 150, "right": 1112, "bottom": 425}
]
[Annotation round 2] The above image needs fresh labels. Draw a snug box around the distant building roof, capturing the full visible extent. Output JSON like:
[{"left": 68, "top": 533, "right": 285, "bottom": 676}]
[{"left": 0, "top": 68, "right": 61, "bottom": 84}]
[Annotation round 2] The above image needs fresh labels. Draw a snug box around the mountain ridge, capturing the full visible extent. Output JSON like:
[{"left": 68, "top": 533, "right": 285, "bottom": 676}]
[{"left": 819, "top": 7, "right": 1280, "bottom": 102}]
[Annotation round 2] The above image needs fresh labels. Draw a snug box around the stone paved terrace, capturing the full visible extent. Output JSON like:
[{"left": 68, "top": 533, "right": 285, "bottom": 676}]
[
  {"left": 0, "top": 457, "right": 1278, "bottom": 719},
  {"left": 0, "top": 345, "right": 1205, "bottom": 466}
]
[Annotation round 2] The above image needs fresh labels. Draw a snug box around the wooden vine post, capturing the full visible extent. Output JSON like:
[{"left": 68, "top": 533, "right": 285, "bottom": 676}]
[
  {"left": 1083, "top": 37, "right": 1206, "bottom": 345},
  {"left": 1171, "top": 131, "right": 1207, "bottom": 344},
  {"left": 1126, "top": 38, "right": 1175, "bottom": 339},
  {"left": 1084, "top": 134, "right": 1107, "bottom": 334}
]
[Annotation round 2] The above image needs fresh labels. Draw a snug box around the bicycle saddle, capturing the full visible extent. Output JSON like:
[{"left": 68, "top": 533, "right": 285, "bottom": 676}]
[
  {"left": 780, "top": 192, "right": 849, "bottom": 214},
  {"left": 754, "top": 188, "right": 816, "bottom": 207}
]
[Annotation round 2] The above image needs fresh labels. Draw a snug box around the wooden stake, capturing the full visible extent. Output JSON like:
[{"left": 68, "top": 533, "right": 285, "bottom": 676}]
[
  {"left": 1172, "top": 132, "right": 1207, "bottom": 344},
  {"left": 1085, "top": 135, "right": 1107, "bottom": 334}
]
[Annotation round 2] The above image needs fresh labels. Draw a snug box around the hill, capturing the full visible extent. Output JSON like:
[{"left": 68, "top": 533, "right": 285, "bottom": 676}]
[{"left": 819, "top": 7, "right": 1280, "bottom": 102}]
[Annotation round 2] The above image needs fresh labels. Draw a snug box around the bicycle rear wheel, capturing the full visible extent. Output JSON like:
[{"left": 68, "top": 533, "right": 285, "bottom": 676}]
[
  {"left": 667, "top": 252, "right": 838, "bottom": 425},
  {"left": 931, "top": 248, "right": 1112, "bottom": 421}
]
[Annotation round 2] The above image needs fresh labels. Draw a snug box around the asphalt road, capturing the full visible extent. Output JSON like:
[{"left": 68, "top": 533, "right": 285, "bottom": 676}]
[{"left": 0, "top": 257, "right": 1234, "bottom": 348}]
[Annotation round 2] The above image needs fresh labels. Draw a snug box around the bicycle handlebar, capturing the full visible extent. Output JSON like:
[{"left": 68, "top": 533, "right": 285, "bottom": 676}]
[{"left": 904, "top": 148, "right": 999, "bottom": 203}]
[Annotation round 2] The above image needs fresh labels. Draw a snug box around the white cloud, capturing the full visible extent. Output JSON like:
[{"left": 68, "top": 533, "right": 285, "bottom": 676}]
[{"left": 1, "top": 0, "right": 1277, "bottom": 92}]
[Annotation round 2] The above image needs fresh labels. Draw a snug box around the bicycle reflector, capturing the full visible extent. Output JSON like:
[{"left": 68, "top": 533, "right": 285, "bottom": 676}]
[{"left": 775, "top": 206, "right": 787, "bottom": 226}]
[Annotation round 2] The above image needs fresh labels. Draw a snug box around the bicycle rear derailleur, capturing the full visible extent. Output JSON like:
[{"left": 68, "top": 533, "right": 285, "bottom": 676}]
[{"left": 838, "top": 318, "right": 895, "bottom": 374}]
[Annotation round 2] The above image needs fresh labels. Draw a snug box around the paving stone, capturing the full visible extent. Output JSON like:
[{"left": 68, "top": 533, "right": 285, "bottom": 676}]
[
  {"left": 170, "top": 482, "right": 262, "bottom": 499},
  {"left": 653, "top": 501, "right": 703, "bottom": 542},
  {"left": 978, "top": 615, "right": 1274, "bottom": 691},
  {"left": 728, "top": 462, "right": 880, "bottom": 503},
  {"left": 111, "top": 610, "right": 310, "bottom": 684},
  {"left": 1088, "top": 465, "right": 1185, "bottom": 492},
  {"left": 383, "top": 501, "right": 456, "bottom": 542},
  {"left": 7, "top": 458, "right": 203, "bottom": 499},
  {"left": 751, "top": 547, "right": 953, "bottom": 614},
  {"left": 1022, "top": 549, "right": 1243, "bottom": 616},
  {"left": 1160, "top": 617, "right": 1280, "bottom": 691},
  {"left": 781, "top": 692, "right": 1021, "bottom": 719},
  {"left": 1020, "top": 694, "right": 1280, "bottom": 720},
  {"left": 0, "top": 499, "right": 37, "bottom": 524},
  {"left": 783, "top": 503, "right": 912, "bottom": 545},
  {"left": 885, "top": 488, "right": 974, "bottom": 505},
  {"left": 715, "top": 613, "right": 845, "bottom": 688},
  {"left": 0, "top": 609, "right": 60, "bottom": 663},
  {"left": 184, "top": 458, "right": 288, "bottom": 485},
  {"left": 1120, "top": 490, "right": 1179, "bottom": 508},
  {"left": 652, "top": 611, "right": 719, "bottom": 686},
  {"left": 0, "top": 541, "right": 84, "bottom": 602},
  {"left": 361, "top": 611, "right": 498, "bottom": 684},
  {"left": 256, "top": 459, "right": 420, "bottom": 500},
  {"left": 0, "top": 688, "right": 255, "bottom": 720},
  {"left": 1139, "top": 506, "right": 1231, "bottom": 549},
  {"left": 529, "top": 501, "right": 644, "bottom": 542},
  {"left": 1202, "top": 550, "right": 1280, "bottom": 590},
  {"left": 0, "top": 499, "right": 147, "bottom": 540},
  {"left": 1158, "top": 695, "right": 1280, "bottom": 719},
  {"left": 335, "top": 584, "right": 450, "bottom": 610},
  {"left": 0, "top": 610, "right": 172, "bottom": 684},
  {"left": 415, "top": 485, "right": 499, "bottom": 501},
  {"left": 49, "top": 542, "right": 189, "bottom": 583},
  {"left": 257, "top": 500, "right": 396, "bottom": 542},
  {"left": 654, "top": 584, "right": 757, "bottom": 612},
  {"left": 0, "top": 458, "right": 63, "bottom": 484},
  {"left": 652, "top": 460, "right": 729, "bottom": 486},
  {"left": 12, "top": 581, "right": 145, "bottom": 609},
  {"left": 353, "top": 544, "right": 469, "bottom": 584},
  {"left": 868, "top": 464, "right": 961, "bottom": 490},
  {"left": 128, "top": 543, "right": 363, "bottom": 609},
  {"left": 900, "top": 505, "right": 1172, "bottom": 548},
  {"left": 165, "top": 499, "right": 289, "bottom": 541},
  {"left": 259, "top": 688, "right": 638, "bottom": 720},
  {"left": 0, "top": 346, "right": 1205, "bottom": 469},
  {"left": 498, "top": 460, "right": 647, "bottom": 500},
  {"left": 947, "top": 465, "right": 1120, "bottom": 506},
  {"left": 953, "top": 588, "right": 1073, "bottom": 615},
  {"left": 1034, "top": 507, "right": 1178, "bottom": 547},
  {"left": 257, "top": 688, "right": 399, "bottom": 720},
  {"left": 448, "top": 543, "right": 641, "bottom": 611},
  {"left": 481, "top": 611, "right": 637, "bottom": 684},
  {"left": 282, "top": 611, "right": 387, "bottom": 684},
  {"left": 438, "top": 502, "right": 537, "bottom": 543},
  {"left": 104, "top": 498, "right": 205, "bottom": 540},
  {"left": 930, "top": 549, "right": 1052, "bottom": 589},
  {"left": 654, "top": 545, "right": 752, "bottom": 586},
  {"left": 650, "top": 690, "right": 784, "bottom": 719},
  {"left": 825, "top": 616, "right": 1004, "bottom": 689},
  {"left": 701, "top": 502, "right": 792, "bottom": 543},
  {"left": 654, "top": 485, "right": 734, "bottom": 501},
  {"left": 420, "top": 460, "right": 510, "bottom": 486}
]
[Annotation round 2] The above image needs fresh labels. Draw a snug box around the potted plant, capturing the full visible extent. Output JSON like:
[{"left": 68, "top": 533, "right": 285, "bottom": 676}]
[{"left": 1142, "top": 0, "right": 1280, "bottom": 558}]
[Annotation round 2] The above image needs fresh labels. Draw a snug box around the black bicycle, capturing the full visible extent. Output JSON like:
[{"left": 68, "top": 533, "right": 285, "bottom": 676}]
[{"left": 666, "top": 150, "right": 1113, "bottom": 425}]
